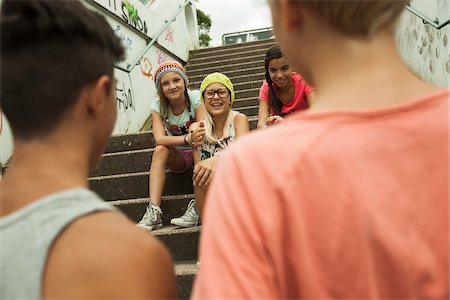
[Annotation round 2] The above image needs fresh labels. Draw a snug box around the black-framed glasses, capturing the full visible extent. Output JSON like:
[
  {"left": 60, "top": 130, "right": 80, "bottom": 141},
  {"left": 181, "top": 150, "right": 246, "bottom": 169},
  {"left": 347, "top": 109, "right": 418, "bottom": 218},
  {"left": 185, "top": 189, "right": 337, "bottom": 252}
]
[{"left": 203, "top": 89, "right": 229, "bottom": 99}]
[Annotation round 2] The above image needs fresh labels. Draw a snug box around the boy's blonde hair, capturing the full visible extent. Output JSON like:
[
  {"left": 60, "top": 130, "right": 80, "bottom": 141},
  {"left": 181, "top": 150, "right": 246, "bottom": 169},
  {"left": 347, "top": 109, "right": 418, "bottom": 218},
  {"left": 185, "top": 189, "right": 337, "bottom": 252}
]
[{"left": 301, "top": 1, "right": 409, "bottom": 37}]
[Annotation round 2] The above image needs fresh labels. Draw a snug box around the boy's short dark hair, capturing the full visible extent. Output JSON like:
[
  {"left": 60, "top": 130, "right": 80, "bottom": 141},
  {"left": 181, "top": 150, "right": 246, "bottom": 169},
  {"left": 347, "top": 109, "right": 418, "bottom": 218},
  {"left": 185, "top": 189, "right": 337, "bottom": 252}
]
[{"left": 0, "top": 0, "right": 125, "bottom": 140}]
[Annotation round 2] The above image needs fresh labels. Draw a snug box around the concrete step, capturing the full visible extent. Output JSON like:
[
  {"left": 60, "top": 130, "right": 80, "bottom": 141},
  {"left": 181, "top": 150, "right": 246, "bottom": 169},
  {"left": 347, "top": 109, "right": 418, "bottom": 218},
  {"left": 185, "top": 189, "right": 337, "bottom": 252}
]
[
  {"left": 104, "top": 131, "right": 153, "bottom": 154},
  {"left": 174, "top": 261, "right": 198, "bottom": 300},
  {"left": 94, "top": 111, "right": 258, "bottom": 177},
  {"left": 233, "top": 97, "right": 260, "bottom": 109},
  {"left": 188, "top": 66, "right": 265, "bottom": 81},
  {"left": 186, "top": 60, "right": 262, "bottom": 77},
  {"left": 153, "top": 225, "right": 200, "bottom": 262},
  {"left": 89, "top": 170, "right": 194, "bottom": 201},
  {"left": 189, "top": 71, "right": 265, "bottom": 86},
  {"left": 235, "top": 87, "right": 260, "bottom": 99},
  {"left": 104, "top": 118, "right": 258, "bottom": 154},
  {"left": 92, "top": 148, "right": 151, "bottom": 177},
  {"left": 190, "top": 79, "right": 261, "bottom": 91},
  {"left": 111, "top": 194, "right": 195, "bottom": 224},
  {"left": 187, "top": 53, "right": 266, "bottom": 72},
  {"left": 189, "top": 47, "right": 271, "bottom": 65},
  {"left": 191, "top": 39, "right": 275, "bottom": 59}
]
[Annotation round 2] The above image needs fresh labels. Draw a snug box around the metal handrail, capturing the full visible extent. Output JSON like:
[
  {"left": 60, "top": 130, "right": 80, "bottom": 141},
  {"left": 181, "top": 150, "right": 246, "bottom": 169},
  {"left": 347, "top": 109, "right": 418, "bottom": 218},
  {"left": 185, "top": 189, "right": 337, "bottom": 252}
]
[
  {"left": 124, "top": 0, "right": 193, "bottom": 72},
  {"left": 221, "top": 27, "right": 273, "bottom": 44},
  {"left": 405, "top": 4, "right": 449, "bottom": 29}
]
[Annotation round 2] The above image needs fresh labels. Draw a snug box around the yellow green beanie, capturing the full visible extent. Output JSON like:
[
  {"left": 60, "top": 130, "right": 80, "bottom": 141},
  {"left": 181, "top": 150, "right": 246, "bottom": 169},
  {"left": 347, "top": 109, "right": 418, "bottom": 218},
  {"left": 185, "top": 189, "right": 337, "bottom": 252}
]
[{"left": 199, "top": 72, "right": 235, "bottom": 104}]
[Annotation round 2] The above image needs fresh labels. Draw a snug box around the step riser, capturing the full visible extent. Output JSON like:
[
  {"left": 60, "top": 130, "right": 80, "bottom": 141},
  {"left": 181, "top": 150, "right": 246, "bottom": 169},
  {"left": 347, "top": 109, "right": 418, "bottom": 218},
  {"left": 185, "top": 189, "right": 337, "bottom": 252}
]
[
  {"left": 236, "top": 88, "right": 259, "bottom": 99},
  {"left": 91, "top": 150, "right": 152, "bottom": 177},
  {"left": 188, "top": 55, "right": 265, "bottom": 71},
  {"left": 156, "top": 231, "right": 199, "bottom": 262},
  {"left": 190, "top": 73, "right": 265, "bottom": 87},
  {"left": 190, "top": 80, "right": 261, "bottom": 91},
  {"left": 104, "top": 132, "right": 153, "bottom": 153},
  {"left": 189, "top": 48, "right": 271, "bottom": 64},
  {"left": 191, "top": 39, "right": 275, "bottom": 58},
  {"left": 89, "top": 171, "right": 194, "bottom": 201},
  {"left": 188, "top": 67, "right": 265, "bottom": 81},
  {"left": 176, "top": 274, "right": 195, "bottom": 300},
  {"left": 96, "top": 114, "right": 258, "bottom": 177},
  {"left": 186, "top": 61, "right": 262, "bottom": 76},
  {"left": 104, "top": 118, "right": 258, "bottom": 154},
  {"left": 233, "top": 98, "right": 259, "bottom": 109}
]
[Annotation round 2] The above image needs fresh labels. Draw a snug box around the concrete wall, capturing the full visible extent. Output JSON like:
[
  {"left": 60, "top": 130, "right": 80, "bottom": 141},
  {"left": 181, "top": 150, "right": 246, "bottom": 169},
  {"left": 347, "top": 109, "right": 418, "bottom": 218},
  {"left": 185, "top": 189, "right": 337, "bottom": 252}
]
[
  {"left": 87, "top": 0, "right": 199, "bottom": 134},
  {"left": 396, "top": 0, "right": 450, "bottom": 87},
  {"left": 0, "top": 0, "right": 199, "bottom": 166}
]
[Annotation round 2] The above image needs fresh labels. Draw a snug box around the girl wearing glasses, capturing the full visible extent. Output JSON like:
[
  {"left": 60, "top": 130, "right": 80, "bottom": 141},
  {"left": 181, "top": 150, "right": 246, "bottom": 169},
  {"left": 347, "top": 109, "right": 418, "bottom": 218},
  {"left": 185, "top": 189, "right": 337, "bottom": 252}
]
[
  {"left": 257, "top": 45, "right": 317, "bottom": 128},
  {"left": 170, "top": 73, "right": 249, "bottom": 225},
  {"left": 137, "top": 61, "right": 204, "bottom": 231}
]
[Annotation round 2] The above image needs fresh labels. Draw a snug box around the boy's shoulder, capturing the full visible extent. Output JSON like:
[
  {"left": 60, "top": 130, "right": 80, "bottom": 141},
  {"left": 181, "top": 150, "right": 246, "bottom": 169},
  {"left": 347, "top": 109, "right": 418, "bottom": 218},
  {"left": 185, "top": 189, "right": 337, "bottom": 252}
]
[{"left": 44, "top": 211, "right": 176, "bottom": 298}]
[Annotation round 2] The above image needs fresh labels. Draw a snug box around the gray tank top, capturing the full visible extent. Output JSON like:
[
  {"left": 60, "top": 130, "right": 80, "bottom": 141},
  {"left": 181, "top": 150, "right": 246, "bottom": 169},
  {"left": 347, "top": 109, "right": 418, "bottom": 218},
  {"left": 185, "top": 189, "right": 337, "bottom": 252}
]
[{"left": 0, "top": 188, "right": 119, "bottom": 299}]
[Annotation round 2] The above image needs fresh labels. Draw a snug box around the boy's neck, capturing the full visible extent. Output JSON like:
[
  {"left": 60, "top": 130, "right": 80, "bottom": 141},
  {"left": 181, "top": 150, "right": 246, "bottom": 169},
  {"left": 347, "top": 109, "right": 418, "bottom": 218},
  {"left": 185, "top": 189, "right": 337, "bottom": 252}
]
[
  {"left": 0, "top": 139, "right": 90, "bottom": 216},
  {"left": 301, "top": 31, "right": 438, "bottom": 112}
]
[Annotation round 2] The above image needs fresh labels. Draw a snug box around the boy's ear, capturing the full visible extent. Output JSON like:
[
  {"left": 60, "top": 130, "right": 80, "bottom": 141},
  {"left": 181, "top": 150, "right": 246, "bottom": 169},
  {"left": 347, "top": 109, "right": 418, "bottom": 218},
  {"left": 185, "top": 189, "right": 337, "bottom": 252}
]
[
  {"left": 277, "top": 0, "right": 304, "bottom": 32},
  {"left": 86, "top": 75, "right": 113, "bottom": 117}
]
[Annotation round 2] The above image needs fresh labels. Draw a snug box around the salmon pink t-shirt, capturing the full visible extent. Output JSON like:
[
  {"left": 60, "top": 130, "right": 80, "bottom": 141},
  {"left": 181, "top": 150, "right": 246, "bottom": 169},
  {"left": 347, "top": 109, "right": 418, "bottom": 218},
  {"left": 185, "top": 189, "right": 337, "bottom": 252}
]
[
  {"left": 193, "top": 90, "right": 449, "bottom": 299},
  {"left": 259, "top": 72, "right": 315, "bottom": 115}
]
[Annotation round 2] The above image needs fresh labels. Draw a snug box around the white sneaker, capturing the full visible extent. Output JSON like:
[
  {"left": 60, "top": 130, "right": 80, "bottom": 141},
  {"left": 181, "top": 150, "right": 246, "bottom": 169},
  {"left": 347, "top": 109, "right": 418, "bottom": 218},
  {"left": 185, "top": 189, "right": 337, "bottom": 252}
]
[
  {"left": 170, "top": 199, "right": 200, "bottom": 228},
  {"left": 137, "top": 204, "right": 163, "bottom": 230}
]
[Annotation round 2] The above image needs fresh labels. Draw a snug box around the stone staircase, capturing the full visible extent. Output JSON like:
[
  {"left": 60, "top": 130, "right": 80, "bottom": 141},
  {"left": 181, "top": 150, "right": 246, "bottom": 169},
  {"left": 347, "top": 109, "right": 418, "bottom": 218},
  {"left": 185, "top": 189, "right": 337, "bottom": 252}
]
[{"left": 88, "top": 38, "right": 276, "bottom": 299}]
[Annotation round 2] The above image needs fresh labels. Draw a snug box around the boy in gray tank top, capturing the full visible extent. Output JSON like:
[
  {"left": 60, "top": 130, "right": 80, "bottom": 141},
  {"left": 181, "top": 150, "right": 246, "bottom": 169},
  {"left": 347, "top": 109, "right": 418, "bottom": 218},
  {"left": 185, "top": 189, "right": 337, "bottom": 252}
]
[{"left": 0, "top": 1, "right": 176, "bottom": 299}]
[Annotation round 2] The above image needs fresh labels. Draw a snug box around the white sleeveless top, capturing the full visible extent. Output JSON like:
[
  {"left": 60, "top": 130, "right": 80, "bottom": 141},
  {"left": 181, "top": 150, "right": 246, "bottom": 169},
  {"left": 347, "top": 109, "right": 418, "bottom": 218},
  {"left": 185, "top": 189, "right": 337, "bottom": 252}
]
[{"left": 200, "top": 111, "right": 238, "bottom": 160}]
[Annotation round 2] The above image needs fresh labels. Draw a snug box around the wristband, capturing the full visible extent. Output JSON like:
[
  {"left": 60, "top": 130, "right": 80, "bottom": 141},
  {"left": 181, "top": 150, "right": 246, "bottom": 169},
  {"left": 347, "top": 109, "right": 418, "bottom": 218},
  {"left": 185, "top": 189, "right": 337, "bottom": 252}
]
[{"left": 183, "top": 134, "right": 189, "bottom": 145}]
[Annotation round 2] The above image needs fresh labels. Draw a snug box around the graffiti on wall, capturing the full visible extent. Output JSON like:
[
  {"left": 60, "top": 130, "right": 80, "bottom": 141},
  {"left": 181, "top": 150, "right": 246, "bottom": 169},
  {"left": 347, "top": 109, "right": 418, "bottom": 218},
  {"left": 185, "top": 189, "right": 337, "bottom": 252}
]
[
  {"left": 165, "top": 27, "right": 174, "bottom": 44},
  {"left": 107, "top": 0, "right": 118, "bottom": 11},
  {"left": 116, "top": 81, "right": 136, "bottom": 111},
  {"left": 121, "top": 0, "right": 148, "bottom": 35},
  {"left": 157, "top": 50, "right": 168, "bottom": 65},
  {"left": 113, "top": 25, "right": 134, "bottom": 51},
  {"left": 140, "top": 57, "right": 153, "bottom": 77},
  {"left": 396, "top": 10, "right": 450, "bottom": 87}
]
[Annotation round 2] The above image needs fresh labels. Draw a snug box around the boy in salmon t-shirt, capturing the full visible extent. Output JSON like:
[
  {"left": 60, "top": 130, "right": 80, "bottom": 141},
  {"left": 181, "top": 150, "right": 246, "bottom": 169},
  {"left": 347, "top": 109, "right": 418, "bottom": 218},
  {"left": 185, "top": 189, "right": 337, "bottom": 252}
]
[{"left": 193, "top": 1, "right": 449, "bottom": 299}]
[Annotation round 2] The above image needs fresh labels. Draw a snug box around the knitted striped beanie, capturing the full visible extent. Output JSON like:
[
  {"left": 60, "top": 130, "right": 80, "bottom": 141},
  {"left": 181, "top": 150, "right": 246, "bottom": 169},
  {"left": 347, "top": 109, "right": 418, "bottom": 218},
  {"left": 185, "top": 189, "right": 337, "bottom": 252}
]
[{"left": 154, "top": 61, "right": 189, "bottom": 88}]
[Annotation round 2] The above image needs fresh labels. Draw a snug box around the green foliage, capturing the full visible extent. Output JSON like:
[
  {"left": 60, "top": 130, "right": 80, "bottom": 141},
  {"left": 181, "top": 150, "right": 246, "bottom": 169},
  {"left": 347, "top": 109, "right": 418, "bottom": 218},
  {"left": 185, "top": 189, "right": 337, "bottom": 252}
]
[
  {"left": 197, "top": 8, "right": 212, "bottom": 47},
  {"left": 199, "top": 33, "right": 211, "bottom": 47}
]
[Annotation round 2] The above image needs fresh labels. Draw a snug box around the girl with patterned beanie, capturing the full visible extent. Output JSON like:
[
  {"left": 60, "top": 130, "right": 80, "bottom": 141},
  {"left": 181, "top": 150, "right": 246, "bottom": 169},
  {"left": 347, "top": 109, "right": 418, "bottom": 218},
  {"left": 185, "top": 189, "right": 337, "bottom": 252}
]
[
  {"left": 137, "top": 61, "right": 204, "bottom": 230},
  {"left": 170, "top": 72, "right": 249, "bottom": 227}
]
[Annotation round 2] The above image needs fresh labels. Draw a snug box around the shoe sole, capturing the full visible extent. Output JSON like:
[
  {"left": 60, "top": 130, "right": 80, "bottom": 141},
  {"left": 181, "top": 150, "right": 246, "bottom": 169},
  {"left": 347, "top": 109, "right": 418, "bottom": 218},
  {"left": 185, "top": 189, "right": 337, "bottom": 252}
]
[
  {"left": 136, "top": 223, "right": 163, "bottom": 231},
  {"left": 170, "top": 220, "right": 199, "bottom": 227}
]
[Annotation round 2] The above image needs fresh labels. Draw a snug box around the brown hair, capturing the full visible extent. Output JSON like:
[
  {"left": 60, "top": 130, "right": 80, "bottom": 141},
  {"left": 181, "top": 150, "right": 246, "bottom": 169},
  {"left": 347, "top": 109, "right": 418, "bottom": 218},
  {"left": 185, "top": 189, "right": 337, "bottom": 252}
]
[
  {"left": 157, "top": 84, "right": 191, "bottom": 127},
  {"left": 301, "top": 1, "right": 409, "bottom": 37},
  {"left": 264, "top": 45, "right": 285, "bottom": 115}
]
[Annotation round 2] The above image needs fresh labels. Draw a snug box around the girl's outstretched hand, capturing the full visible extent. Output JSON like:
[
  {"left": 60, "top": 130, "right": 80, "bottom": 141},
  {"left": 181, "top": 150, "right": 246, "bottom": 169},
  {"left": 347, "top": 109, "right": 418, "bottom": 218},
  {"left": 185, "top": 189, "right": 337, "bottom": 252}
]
[
  {"left": 191, "top": 120, "right": 206, "bottom": 146},
  {"left": 265, "top": 115, "right": 283, "bottom": 127},
  {"left": 193, "top": 156, "right": 218, "bottom": 187}
]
